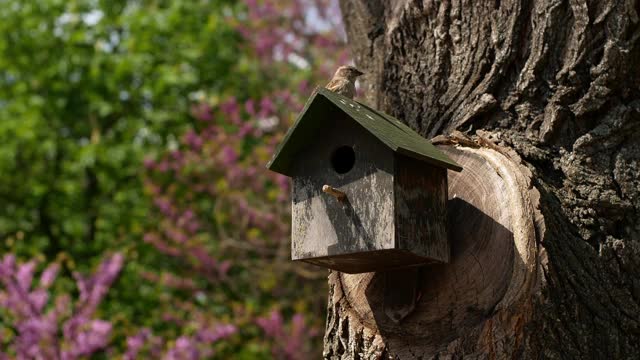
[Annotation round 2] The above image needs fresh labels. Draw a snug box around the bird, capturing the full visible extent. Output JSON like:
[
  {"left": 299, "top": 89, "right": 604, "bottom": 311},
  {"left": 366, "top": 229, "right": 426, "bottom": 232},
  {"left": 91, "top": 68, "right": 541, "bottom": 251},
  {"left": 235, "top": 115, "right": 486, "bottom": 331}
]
[{"left": 325, "top": 65, "right": 364, "bottom": 99}]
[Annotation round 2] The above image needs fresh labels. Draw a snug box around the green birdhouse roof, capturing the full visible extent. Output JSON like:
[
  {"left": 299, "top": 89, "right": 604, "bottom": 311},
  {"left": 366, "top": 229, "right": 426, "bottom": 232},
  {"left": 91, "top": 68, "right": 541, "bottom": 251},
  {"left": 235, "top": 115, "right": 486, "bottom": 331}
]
[{"left": 267, "top": 87, "right": 462, "bottom": 176}]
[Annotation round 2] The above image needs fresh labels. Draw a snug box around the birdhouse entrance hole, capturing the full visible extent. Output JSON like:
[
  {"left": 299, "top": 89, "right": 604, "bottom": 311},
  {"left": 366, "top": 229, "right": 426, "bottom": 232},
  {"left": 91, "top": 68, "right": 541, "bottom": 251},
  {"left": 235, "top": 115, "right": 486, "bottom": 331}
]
[{"left": 330, "top": 146, "right": 355, "bottom": 174}]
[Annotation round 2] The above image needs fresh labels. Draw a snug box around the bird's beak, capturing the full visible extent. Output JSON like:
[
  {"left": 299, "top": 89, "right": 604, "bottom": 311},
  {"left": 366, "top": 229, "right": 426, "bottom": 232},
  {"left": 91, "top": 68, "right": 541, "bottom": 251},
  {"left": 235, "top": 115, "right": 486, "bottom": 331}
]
[{"left": 356, "top": 69, "right": 364, "bottom": 77}]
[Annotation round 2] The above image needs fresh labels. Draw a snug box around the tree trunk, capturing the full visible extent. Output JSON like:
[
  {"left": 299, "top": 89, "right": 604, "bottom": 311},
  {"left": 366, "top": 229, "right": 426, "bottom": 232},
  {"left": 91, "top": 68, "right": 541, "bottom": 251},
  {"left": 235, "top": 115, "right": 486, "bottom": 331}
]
[{"left": 324, "top": 0, "right": 640, "bottom": 358}]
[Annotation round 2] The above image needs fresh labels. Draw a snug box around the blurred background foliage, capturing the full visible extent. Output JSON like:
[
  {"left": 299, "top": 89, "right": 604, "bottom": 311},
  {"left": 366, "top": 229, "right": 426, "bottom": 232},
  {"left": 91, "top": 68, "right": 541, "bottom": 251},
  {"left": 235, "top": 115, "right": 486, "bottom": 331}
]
[{"left": 0, "top": 0, "right": 348, "bottom": 358}]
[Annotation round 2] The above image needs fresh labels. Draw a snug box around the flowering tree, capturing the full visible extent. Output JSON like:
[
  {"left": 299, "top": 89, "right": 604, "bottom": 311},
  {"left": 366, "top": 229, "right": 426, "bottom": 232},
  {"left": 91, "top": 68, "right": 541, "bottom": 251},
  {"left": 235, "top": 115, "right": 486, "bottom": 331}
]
[
  {"left": 0, "top": 253, "right": 123, "bottom": 359},
  {"left": 123, "top": 323, "right": 237, "bottom": 359},
  {"left": 257, "top": 310, "right": 319, "bottom": 359},
  {"left": 0, "top": 0, "right": 348, "bottom": 357},
  {"left": 140, "top": 0, "right": 349, "bottom": 357},
  {"left": 0, "top": 0, "right": 244, "bottom": 341},
  {"left": 0, "top": 253, "right": 237, "bottom": 359}
]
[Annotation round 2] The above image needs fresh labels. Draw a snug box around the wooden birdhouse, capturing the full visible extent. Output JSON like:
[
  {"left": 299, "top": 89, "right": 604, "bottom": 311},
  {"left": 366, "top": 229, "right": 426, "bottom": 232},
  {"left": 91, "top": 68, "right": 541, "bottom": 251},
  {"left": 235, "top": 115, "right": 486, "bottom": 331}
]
[{"left": 267, "top": 88, "right": 462, "bottom": 274}]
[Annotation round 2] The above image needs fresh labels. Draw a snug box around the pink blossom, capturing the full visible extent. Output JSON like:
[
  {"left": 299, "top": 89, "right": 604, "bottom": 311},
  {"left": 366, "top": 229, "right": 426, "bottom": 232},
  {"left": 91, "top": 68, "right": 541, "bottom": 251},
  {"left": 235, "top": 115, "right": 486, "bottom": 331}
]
[
  {"left": 15, "top": 317, "right": 57, "bottom": 359},
  {"left": 153, "top": 198, "right": 174, "bottom": 217},
  {"left": 226, "top": 166, "right": 243, "bottom": 184},
  {"left": 143, "top": 157, "right": 156, "bottom": 169},
  {"left": 157, "top": 160, "right": 170, "bottom": 173},
  {"left": 259, "top": 97, "right": 276, "bottom": 117},
  {"left": 284, "top": 313, "right": 306, "bottom": 356},
  {"left": 239, "top": 122, "right": 254, "bottom": 137},
  {"left": 0, "top": 254, "right": 16, "bottom": 277},
  {"left": 298, "top": 79, "right": 309, "bottom": 93},
  {"left": 197, "top": 323, "right": 237, "bottom": 343},
  {"left": 29, "top": 289, "right": 48, "bottom": 311},
  {"left": 244, "top": 99, "right": 256, "bottom": 115},
  {"left": 185, "top": 220, "right": 200, "bottom": 234},
  {"left": 256, "top": 310, "right": 284, "bottom": 338},
  {"left": 39, "top": 263, "right": 60, "bottom": 288},
  {"left": 16, "top": 260, "right": 36, "bottom": 289},
  {"left": 143, "top": 233, "right": 182, "bottom": 257},
  {"left": 275, "top": 174, "right": 289, "bottom": 192},
  {"left": 73, "top": 253, "right": 124, "bottom": 318},
  {"left": 191, "top": 103, "right": 213, "bottom": 122},
  {"left": 63, "top": 319, "right": 112, "bottom": 359},
  {"left": 124, "top": 328, "right": 151, "bottom": 360},
  {"left": 165, "top": 227, "right": 188, "bottom": 244},
  {"left": 143, "top": 232, "right": 157, "bottom": 243},
  {"left": 0, "top": 253, "right": 124, "bottom": 359},
  {"left": 220, "top": 146, "right": 238, "bottom": 166},
  {"left": 184, "top": 129, "right": 203, "bottom": 150},
  {"left": 181, "top": 209, "right": 194, "bottom": 221},
  {"left": 220, "top": 98, "right": 239, "bottom": 121},
  {"left": 170, "top": 150, "right": 182, "bottom": 161},
  {"left": 257, "top": 311, "right": 316, "bottom": 360},
  {"left": 218, "top": 261, "right": 232, "bottom": 277},
  {"left": 165, "top": 336, "right": 198, "bottom": 360}
]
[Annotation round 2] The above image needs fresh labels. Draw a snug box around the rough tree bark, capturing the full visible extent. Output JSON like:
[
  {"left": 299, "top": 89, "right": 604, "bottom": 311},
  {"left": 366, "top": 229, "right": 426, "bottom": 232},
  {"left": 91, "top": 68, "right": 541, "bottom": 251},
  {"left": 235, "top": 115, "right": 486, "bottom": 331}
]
[{"left": 323, "top": 1, "right": 640, "bottom": 358}]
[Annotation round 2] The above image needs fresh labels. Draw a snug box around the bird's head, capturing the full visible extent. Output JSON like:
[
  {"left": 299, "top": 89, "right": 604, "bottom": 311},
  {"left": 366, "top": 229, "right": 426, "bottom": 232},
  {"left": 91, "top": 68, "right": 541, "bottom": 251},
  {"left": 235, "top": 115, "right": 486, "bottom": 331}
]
[{"left": 335, "top": 65, "right": 364, "bottom": 81}]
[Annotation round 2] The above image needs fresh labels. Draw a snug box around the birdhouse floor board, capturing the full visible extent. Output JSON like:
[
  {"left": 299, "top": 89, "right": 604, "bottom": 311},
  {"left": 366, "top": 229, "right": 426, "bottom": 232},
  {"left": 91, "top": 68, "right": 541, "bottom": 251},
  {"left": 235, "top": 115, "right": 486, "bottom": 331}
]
[{"left": 298, "top": 249, "right": 440, "bottom": 274}]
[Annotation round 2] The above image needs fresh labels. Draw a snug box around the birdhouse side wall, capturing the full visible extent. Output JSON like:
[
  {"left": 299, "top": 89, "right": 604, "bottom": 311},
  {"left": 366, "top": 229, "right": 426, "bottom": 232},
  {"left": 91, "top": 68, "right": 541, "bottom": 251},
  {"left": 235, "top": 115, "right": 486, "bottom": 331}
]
[
  {"left": 290, "top": 111, "right": 395, "bottom": 263},
  {"left": 394, "top": 155, "right": 449, "bottom": 263}
]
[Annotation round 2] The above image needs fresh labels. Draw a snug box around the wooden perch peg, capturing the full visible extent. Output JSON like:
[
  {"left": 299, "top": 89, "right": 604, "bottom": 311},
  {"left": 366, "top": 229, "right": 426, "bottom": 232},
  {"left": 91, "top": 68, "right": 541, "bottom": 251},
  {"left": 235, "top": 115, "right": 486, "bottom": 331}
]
[{"left": 322, "top": 185, "right": 347, "bottom": 203}]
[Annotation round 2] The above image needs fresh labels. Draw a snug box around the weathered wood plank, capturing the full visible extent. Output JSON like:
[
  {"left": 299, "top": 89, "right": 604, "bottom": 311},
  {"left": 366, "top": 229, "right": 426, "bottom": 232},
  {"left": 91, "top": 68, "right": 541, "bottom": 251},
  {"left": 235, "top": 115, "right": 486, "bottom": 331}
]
[{"left": 395, "top": 155, "right": 449, "bottom": 263}]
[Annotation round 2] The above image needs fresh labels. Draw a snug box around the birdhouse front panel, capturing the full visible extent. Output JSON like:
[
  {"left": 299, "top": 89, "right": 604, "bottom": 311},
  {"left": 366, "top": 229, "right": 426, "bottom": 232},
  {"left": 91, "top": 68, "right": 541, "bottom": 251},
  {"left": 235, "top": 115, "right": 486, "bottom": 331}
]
[{"left": 289, "top": 111, "right": 397, "bottom": 273}]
